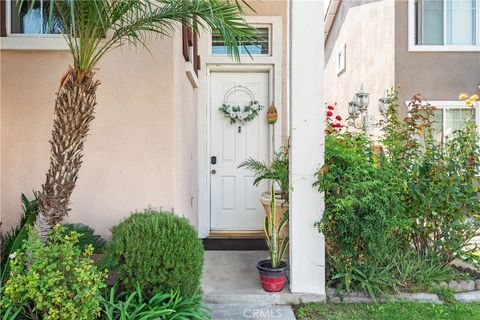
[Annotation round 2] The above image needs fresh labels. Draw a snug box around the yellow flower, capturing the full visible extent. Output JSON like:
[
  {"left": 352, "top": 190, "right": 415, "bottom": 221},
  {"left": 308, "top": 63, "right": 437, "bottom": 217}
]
[
  {"left": 470, "top": 94, "right": 479, "bottom": 101},
  {"left": 458, "top": 93, "right": 469, "bottom": 100}
]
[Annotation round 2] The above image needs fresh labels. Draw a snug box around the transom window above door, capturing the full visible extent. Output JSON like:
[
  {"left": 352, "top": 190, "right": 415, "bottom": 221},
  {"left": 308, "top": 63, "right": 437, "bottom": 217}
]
[
  {"left": 7, "top": 0, "right": 64, "bottom": 35},
  {"left": 211, "top": 26, "right": 270, "bottom": 55},
  {"left": 409, "top": 0, "right": 480, "bottom": 51}
]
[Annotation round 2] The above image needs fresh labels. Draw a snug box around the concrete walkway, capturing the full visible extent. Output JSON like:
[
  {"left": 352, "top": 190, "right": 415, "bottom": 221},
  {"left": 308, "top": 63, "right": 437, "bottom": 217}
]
[{"left": 201, "top": 251, "right": 324, "bottom": 319}]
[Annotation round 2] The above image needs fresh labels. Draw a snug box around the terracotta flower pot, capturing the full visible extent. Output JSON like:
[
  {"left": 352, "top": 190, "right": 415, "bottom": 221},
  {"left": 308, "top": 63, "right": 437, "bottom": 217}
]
[
  {"left": 257, "top": 259, "right": 288, "bottom": 292},
  {"left": 260, "top": 192, "right": 288, "bottom": 240}
]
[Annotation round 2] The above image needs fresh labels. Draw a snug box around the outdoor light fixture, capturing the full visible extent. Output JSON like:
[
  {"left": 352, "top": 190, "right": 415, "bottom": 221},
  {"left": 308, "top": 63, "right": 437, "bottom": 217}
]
[
  {"left": 378, "top": 91, "right": 389, "bottom": 116},
  {"left": 348, "top": 85, "right": 389, "bottom": 133},
  {"left": 355, "top": 85, "right": 370, "bottom": 110}
]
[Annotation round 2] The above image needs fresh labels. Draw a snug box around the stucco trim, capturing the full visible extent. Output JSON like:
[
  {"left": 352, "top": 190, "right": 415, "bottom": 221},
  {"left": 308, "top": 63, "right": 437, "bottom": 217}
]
[
  {"left": 324, "top": 0, "right": 341, "bottom": 42},
  {"left": 185, "top": 61, "right": 199, "bottom": 88},
  {"left": 0, "top": 35, "right": 69, "bottom": 51}
]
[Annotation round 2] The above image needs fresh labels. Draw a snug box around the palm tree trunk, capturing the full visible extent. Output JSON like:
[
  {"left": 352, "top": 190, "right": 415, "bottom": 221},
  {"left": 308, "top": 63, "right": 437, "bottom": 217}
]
[{"left": 35, "top": 68, "right": 99, "bottom": 239}]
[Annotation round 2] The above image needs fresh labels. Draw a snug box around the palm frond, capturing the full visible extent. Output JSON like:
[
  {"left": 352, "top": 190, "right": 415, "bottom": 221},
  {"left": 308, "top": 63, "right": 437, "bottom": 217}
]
[
  {"left": 17, "top": 0, "right": 258, "bottom": 71},
  {"left": 61, "top": 223, "right": 107, "bottom": 253}
]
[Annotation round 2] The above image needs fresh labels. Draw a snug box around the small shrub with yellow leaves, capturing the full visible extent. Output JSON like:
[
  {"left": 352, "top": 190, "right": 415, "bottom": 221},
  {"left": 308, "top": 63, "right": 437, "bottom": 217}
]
[{"left": 0, "top": 225, "right": 107, "bottom": 320}]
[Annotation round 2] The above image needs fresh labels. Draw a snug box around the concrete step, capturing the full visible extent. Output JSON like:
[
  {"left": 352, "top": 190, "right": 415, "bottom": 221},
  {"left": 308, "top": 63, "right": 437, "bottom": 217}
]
[
  {"left": 206, "top": 304, "right": 296, "bottom": 320},
  {"left": 202, "top": 251, "right": 325, "bottom": 305},
  {"left": 204, "top": 291, "right": 325, "bottom": 305}
]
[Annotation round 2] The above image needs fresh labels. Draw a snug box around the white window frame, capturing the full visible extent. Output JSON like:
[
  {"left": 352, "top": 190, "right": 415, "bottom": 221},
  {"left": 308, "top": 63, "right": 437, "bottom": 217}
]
[
  {"left": 1, "top": 0, "right": 68, "bottom": 50},
  {"left": 406, "top": 100, "right": 480, "bottom": 143},
  {"left": 210, "top": 23, "right": 272, "bottom": 57},
  {"left": 408, "top": 0, "right": 480, "bottom": 52},
  {"left": 336, "top": 44, "right": 346, "bottom": 75}
]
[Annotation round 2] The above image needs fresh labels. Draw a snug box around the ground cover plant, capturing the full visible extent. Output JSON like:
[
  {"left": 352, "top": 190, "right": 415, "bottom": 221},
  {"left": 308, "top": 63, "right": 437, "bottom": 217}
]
[
  {"left": 316, "top": 92, "right": 480, "bottom": 298},
  {"left": 294, "top": 302, "right": 480, "bottom": 320},
  {"left": 100, "top": 284, "right": 209, "bottom": 320}
]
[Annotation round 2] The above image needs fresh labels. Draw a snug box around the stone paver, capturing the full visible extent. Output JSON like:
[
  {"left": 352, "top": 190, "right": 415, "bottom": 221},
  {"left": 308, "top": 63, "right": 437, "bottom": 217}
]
[
  {"left": 455, "top": 291, "right": 480, "bottom": 303},
  {"left": 206, "top": 304, "right": 296, "bottom": 320}
]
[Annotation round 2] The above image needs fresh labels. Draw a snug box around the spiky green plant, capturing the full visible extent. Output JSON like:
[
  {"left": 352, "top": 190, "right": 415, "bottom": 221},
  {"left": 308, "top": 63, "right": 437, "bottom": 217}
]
[
  {"left": 100, "top": 284, "right": 210, "bottom": 319},
  {"left": 264, "top": 184, "right": 289, "bottom": 268},
  {"left": 1, "top": 193, "right": 39, "bottom": 285},
  {"left": 17, "top": 0, "right": 258, "bottom": 238}
]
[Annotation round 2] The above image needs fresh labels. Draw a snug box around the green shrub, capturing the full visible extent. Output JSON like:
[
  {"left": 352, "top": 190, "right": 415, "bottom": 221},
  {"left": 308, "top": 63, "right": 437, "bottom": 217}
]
[
  {"left": 382, "top": 94, "right": 480, "bottom": 261},
  {"left": 1, "top": 193, "right": 38, "bottom": 286},
  {"left": 62, "top": 223, "right": 107, "bottom": 253},
  {"left": 107, "top": 209, "right": 204, "bottom": 299},
  {"left": 100, "top": 284, "right": 210, "bottom": 320},
  {"left": 316, "top": 93, "right": 480, "bottom": 298},
  {"left": 0, "top": 225, "right": 107, "bottom": 320}
]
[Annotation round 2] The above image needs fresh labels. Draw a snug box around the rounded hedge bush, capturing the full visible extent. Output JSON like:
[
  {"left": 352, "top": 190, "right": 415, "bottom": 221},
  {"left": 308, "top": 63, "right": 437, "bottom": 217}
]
[{"left": 107, "top": 209, "right": 204, "bottom": 298}]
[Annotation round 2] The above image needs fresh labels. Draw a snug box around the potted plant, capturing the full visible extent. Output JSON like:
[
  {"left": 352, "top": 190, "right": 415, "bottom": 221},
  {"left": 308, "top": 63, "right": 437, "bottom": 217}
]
[
  {"left": 256, "top": 184, "right": 289, "bottom": 292},
  {"left": 238, "top": 144, "right": 289, "bottom": 237}
]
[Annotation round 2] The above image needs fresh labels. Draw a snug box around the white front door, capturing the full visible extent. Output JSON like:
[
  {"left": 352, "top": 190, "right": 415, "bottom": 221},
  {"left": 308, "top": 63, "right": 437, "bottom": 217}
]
[{"left": 210, "top": 72, "right": 270, "bottom": 231}]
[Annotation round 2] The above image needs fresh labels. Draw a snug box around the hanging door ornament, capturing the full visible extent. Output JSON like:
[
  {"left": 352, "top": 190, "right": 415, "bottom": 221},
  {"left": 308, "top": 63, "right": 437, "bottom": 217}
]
[{"left": 219, "top": 85, "right": 264, "bottom": 124}]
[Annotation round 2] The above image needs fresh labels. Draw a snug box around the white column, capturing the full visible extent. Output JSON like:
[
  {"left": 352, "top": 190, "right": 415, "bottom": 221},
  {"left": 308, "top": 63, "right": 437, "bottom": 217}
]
[{"left": 288, "top": 0, "right": 325, "bottom": 295}]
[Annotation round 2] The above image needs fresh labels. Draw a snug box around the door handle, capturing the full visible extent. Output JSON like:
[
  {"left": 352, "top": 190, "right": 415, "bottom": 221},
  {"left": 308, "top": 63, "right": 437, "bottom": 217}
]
[
  {"left": 211, "top": 169, "right": 216, "bottom": 174},
  {"left": 211, "top": 156, "right": 217, "bottom": 165}
]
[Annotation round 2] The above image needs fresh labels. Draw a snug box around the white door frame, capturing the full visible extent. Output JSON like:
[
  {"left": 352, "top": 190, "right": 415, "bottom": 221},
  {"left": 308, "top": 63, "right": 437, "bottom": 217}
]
[
  {"left": 198, "top": 65, "right": 281, "bottom": 237},
  {"left": 197, "top": 16, "right": 283, "bottom": 238}
]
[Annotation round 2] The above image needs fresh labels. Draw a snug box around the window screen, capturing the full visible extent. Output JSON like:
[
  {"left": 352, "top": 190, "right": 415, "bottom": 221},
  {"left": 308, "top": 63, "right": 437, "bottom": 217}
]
[{"left": 212, "top": 27, "right": 270, "bottom": 55}]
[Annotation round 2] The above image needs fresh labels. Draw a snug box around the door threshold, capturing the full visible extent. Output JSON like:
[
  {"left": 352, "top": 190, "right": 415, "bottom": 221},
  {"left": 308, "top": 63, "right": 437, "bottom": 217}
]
[
  {"left": 208, "top": 230, "right": 264, "bottom": 238},
  {"left": 203, "top": 231, "right": 267, "bottom": 251}
]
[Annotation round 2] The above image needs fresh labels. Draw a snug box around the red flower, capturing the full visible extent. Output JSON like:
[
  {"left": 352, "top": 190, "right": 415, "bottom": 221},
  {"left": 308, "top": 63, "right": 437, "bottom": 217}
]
[
  {"left": 335, "top": 115, "right": 342, "bottom": 121},
  {"left": 326, "top": 111, "right": 333, "bottom": 117},
  {"left": 327, "top": 105, "right": 335, "bottom": 110},
  {"left": 331, "top": 123, "right": 342, "bottom": 128}
]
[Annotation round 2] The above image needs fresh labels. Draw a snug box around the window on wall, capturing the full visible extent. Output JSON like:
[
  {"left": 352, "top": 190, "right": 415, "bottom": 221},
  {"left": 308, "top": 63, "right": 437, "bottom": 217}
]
[
  {"left": 211, "top": 26, "right": 270, "bottom": 55},
  {"left": 413, "top": 0, "right": 479, "bottom": 47},
  {"left": 431, "top": 103, "right": 477, "bottom": 143},
  {"left": 7, "top": 0, "right": 64, "bottom": 35},
  {"left": 336, "top": 44, "right": 346, "bottom": 75}
]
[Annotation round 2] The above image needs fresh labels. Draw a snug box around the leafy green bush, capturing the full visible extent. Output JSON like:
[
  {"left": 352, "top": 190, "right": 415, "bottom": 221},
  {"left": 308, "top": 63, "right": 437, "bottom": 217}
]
[
  {"left": 0, "top": 225, "right": 107, "bottom": 320},
  {"left": 316, "top": 94, "right": 480, "bottom": 297},
  {"left": 107, "top": 209, "right": 204, "bottom": 299},
  {"left": 100, "top": 284, "right": 210, "bottom": 320},
  {"left": 1, "top": 193, "right": 38, "bottom": 286},
  {"left": 383, "top": 94, "right": 480, "bottom": 261},
  {"left": 62, "top": 223, "right": 107, "bottom": 253}
]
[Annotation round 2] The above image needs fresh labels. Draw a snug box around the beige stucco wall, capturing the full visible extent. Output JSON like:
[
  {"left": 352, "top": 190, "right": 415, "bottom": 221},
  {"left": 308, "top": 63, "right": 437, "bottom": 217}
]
[
  {"left": 1, "top": 1, "right": 288, "bottom": 238},
  {"left": 395, "top": 0, "right": 480, "bottom": 106},
  {"left": 0, "top": 33, "right": 201, "bottom": 237},
  {"left": 172, "top": 34, "right": 198, "bottom": 228},
  {"left": 324, "top": 0, "right": 395, "bottom": 135}
]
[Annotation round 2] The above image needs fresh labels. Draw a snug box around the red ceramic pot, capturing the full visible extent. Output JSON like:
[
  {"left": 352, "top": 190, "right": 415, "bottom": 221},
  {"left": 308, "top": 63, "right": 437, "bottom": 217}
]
[{"left": 257, "top": 259, "right": 288, "bottom": 292}]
